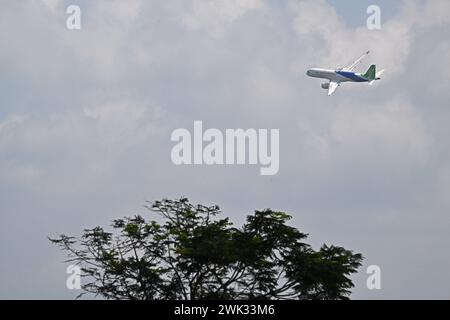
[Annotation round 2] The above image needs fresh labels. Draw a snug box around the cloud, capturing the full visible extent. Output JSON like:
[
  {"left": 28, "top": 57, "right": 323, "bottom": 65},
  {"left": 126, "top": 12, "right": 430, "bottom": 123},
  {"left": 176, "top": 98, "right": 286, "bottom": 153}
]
[
  {"left": 83, "top": 100, "right": 165, "bottom": 145},
  {"left": 183, "top": 0, "right": 263, "bottom": 38},
  {"left": 300, "top": 96, "right": 431, "bottom": 164},
  {"left": 419, "top": 0, "right": 450, "bottom": 27},
  {"left": 58, "top": 0, "right": 144, "bottom": 78},
  {"left": 41, "top": 0, "right": 62, "bottom": 14},
  {"left": 329, "top": 96, "right": 431, "bottom": 163},
  {"left": 0, "top": 114, "right": 28, "bottom": 139}
]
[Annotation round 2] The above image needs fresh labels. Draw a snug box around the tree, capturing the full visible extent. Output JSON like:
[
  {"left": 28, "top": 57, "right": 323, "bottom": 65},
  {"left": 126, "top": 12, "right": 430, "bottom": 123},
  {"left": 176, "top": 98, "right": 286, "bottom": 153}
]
[{"left": 50, "top": 198, "right": 363, "bottom": 300}]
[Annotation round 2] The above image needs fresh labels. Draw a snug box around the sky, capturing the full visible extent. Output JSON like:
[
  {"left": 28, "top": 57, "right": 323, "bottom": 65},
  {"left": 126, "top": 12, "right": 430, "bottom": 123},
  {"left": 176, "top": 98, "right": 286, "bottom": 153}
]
[{"left": 0, "top": 0, "right": 449, "bottom": 299}]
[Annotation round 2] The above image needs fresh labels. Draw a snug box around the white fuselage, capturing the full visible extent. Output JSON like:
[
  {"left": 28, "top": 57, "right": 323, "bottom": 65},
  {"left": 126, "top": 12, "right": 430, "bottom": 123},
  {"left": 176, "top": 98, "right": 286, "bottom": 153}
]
[{"left": 306, "top": 68, "right": 368, "bottom": 83}]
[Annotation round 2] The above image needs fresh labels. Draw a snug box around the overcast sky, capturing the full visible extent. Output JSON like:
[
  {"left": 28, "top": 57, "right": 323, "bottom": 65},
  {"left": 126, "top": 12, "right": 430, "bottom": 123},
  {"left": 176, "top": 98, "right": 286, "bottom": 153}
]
[{"left": 1, "top": 0, "right": 449, "bottom": 299}]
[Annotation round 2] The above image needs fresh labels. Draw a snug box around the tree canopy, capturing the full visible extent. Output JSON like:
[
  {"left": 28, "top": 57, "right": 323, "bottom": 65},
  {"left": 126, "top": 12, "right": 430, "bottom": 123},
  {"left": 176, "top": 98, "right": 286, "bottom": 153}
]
[{"left": 50, "top": 198, "right": 363, "bottom": 300}]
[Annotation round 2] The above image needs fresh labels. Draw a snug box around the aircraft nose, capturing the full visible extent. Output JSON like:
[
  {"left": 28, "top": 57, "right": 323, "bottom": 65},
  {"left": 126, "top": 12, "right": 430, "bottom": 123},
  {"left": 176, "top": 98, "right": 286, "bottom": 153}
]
[{"left": 306, "top": 70, "right": 312, "bottom": 76}]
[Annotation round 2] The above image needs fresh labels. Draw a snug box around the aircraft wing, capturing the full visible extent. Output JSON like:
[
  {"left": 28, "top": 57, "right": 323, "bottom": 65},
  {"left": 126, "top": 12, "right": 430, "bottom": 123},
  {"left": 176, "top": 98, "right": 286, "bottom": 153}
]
[
  {"left": 344, "top": 51, "right": 370, "bottom": 71},
  {"left": 328, "top": 81, "right": 340, "bottom": 96}
]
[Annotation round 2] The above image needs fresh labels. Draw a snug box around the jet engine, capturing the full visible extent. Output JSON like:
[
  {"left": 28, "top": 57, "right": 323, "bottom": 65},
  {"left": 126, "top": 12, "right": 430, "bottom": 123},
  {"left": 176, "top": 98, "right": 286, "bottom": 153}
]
[{"left": 321, "top": 82, "right": 330, "bottom": 90}]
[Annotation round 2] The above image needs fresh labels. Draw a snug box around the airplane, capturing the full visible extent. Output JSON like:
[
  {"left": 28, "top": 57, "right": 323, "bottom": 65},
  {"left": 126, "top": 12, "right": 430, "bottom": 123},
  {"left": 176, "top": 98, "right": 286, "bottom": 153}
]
[{"left": 306, "top": 51, "right": 384, "bottom": 96}]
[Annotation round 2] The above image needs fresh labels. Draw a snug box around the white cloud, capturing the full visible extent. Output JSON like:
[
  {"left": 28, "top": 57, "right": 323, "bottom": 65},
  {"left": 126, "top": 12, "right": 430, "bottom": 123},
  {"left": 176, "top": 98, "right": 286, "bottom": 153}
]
[
  {"left": 419, "top": 0, "right": 450, "bottom": 28},
  {"left": 41, "top": 0, "right": 62, "bottom": 14},
  {"left": 98, "top": 0, "right": 142, "bottom": 22},
  {"left": 59, "top": 0, "right": 144, "bottom": 78},
  {"left": 83, "top": 100, "right": 164, "bottom": 144},
  {"left": 0, "top": 114, "right": 29, "bottom": 149},
  {"left": 244, "top": 63, "right": 295, "bottom": 109},
  {"left": 84, "top": 101, "right": 149, "bottom": 126},
  {"left": 298, "top": 96, "right": 432, "bottom": 182},
  {"left": 291, "top": 0, "right": 343, "bottom": 39},
  {"left": 0, "top": 114, "right": 28, "bottom": 133},
  {"left": 183, "top": 0, "right": 263, "bottom": 38},
  {"left": 329, "top": 97, "right": 431, "bottom": 163}
]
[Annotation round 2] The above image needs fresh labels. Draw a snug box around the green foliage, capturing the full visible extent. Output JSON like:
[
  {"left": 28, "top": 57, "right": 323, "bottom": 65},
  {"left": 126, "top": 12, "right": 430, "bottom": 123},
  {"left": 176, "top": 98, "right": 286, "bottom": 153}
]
[{"left": 50, "top": 198, "right": 363, "bottom": 300}]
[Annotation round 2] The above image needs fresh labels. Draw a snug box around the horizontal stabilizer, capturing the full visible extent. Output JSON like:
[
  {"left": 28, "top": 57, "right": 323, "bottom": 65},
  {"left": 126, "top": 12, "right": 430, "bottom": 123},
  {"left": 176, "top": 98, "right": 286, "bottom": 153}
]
[{"left": 369, "top": 69, "right": 385, "bottom": 85}]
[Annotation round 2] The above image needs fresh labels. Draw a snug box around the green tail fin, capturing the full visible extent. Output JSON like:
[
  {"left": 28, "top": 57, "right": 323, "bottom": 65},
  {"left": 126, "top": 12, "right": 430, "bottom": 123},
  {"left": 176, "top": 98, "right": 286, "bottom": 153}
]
[{"left": 362, "top": 65, "right": 376, "bottom": 81}]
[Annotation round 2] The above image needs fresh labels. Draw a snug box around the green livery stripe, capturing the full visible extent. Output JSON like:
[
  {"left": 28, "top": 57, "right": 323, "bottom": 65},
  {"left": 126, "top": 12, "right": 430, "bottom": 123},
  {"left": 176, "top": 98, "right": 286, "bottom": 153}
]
[{"left": 362, "top": 65, "right": 376, "bottom": 81}]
